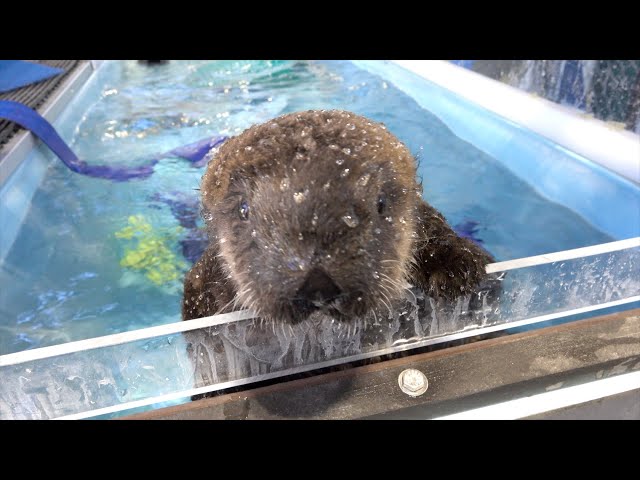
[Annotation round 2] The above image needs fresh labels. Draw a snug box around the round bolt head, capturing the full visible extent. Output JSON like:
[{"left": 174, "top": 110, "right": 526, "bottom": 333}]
[{"left": 398, "top": 368, "right": 428, "bottom": 397}]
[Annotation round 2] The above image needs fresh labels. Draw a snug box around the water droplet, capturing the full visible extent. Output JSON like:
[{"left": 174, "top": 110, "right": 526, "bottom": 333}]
[
  {"left": 341, "top": 168, "right": 350, "bottom": 177},
  {"left": 357, "top": 174, "right": 370, "bottom": 187},
  {"left": 385, "top": 216, "right": 393, "bottom": 223},
  {"left": 374, "top": 228, "right": 381, "bottom": 234},
  {"left": 342, "top": 213, "right": 360, "bottom": 228},
  {"left": 357, "top": 297, "right": 362, "bottom": 302},
  {"left": 448, "top": 272, "right": 455, "bottom": 278},
  {"left": 323, "top": 181, "right": 331, "bottom": 190},
  {"left": 336, "top": 158, "right": 345, "bottom": 165},
  {"left": 251, "top": 229, "right": 257, "bottom": 238},
  {"left": 245, "top": 146, "right": 253, "bottom": 151},
  {"left": 298, "top": 233, "right": 304, "bottom": 240},
  {"left": 311, "top": 214, "right": 318, "bottom": 227},
  {"left": 293, "top": 190, "right": 306, "bottom": 203},
  {"left": 280, "top": 178, "right": 290, "bottom": 191},
  {"left": 329, "top": 144, "right": 339, "bottom": 150},
  {"left": 399, "top": 217, "right": 407, "bottom": 224},
  {"left": 342, "top": 147, "right": 351, "bottom": 155},
  {"left": 372, "top": 271, "right": 380, "bottom": 279},
  {"left": 346, "top": 123, "right": 356, "bottom": 130}
]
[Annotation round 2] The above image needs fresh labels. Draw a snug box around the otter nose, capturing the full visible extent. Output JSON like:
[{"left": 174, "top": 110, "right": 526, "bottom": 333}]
[{"left": 296, "top": 268, "right": 342, "bottom": 305}]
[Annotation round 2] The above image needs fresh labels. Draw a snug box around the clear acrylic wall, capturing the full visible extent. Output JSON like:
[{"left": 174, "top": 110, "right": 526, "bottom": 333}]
[{"left": 1, "top": 240, "right": 637, "bottom": 419}]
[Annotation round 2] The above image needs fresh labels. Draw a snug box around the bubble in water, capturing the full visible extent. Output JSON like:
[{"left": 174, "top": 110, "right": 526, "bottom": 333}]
[
  {"left": 342, "top": 213, "right": 360, "bottom": 228},
  {"left": 336, "top": 158, "right": 345, "bottom": 165}
]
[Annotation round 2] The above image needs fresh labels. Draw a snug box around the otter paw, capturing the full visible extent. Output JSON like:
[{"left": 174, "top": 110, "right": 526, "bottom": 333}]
[{"left": 424, "top": 244, "right": 492, "bottom": 299}]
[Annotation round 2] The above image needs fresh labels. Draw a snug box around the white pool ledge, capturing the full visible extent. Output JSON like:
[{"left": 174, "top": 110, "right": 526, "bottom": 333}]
[{"left": 390, "top": 60, "right": 640, "bottom": 184}]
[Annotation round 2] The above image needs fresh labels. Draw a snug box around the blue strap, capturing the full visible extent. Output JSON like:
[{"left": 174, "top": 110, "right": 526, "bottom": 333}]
[{"left": 0, "top": 100, "right": 228, "bottom": 181}]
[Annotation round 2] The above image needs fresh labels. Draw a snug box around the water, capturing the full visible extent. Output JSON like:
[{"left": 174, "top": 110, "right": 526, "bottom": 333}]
[{"left": 0, "top": 60, "right": 614, "bottom": 355}]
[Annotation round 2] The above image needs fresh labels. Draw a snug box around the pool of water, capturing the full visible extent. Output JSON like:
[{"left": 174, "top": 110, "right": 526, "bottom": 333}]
[{"left": 0, "top": 60, "right": 620, "bottom": 355}]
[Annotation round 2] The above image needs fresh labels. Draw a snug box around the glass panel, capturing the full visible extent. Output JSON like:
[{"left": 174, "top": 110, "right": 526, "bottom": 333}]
[{"left": 1, "top": 243, "right": 638, "bottom": 419}]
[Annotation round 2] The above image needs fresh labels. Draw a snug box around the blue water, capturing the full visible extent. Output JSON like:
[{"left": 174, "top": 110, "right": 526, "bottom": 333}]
[{"left": 0, "top": 60, "right": 615, "bottom": 355}]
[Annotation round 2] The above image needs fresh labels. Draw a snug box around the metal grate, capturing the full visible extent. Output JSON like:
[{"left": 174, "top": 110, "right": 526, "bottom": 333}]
[{"left": 0, "top": 60, "right": 85, "bottom": 148}]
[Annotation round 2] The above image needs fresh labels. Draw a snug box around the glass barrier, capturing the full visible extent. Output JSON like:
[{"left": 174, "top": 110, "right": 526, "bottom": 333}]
[{"left": 1, "top": 239, "right": 638, "bottom": 419}]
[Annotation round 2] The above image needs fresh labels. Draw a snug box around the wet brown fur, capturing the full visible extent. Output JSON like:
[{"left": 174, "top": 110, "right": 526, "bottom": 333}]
[{"left": 182, "top": 110, "right": 494, "bottom": 324}]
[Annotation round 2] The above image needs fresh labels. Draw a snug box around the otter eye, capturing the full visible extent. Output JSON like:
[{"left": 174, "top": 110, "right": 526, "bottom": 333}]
[
  {"left": 239, "top": 200, "right": 250, "bottom": 220},
  {"left": 377, "top": 194, "right": 387, "bottom": 214}
]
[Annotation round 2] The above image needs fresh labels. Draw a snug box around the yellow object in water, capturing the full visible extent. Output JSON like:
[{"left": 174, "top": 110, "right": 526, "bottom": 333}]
[{"left": 115, "top": 215, "right": 186, "bottom": 285}]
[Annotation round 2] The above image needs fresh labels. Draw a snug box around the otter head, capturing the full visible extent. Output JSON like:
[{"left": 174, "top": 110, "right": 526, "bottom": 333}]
[{"left": 200, "top": 110, "right": 421, "bottom": 324}]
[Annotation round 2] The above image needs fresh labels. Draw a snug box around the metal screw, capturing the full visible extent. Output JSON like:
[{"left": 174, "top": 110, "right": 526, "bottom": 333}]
[{"left": 398, "top": 368, "right": 429, "bottom": 397}]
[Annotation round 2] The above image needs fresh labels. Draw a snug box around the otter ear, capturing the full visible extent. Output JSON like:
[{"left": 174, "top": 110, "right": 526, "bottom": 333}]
[{"left": 408, "top": 200, "right": 495, "bottom": 299}]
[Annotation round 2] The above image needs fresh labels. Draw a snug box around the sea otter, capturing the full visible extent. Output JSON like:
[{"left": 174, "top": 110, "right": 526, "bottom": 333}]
[{"left": 182, "top": 110, "right": 494, "bottom": 325}]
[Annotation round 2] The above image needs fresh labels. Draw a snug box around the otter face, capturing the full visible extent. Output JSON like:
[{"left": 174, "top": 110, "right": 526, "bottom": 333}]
[{"left": 200, "top": 110, "right": 420, "bottom": 324}]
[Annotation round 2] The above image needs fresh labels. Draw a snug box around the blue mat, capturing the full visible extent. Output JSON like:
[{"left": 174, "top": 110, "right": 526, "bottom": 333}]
[{"left": 0, "top": 60, "right": 64, "bottom": 94}]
